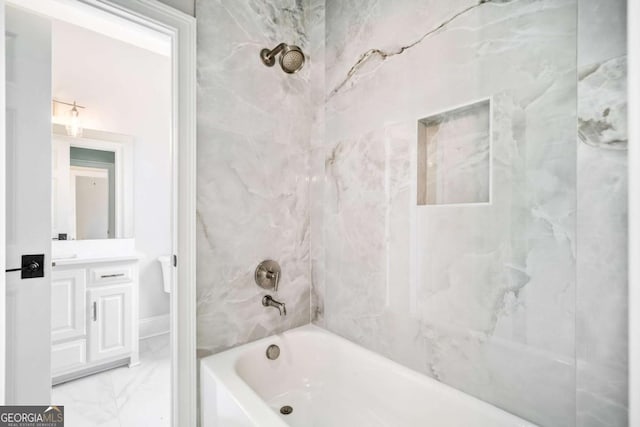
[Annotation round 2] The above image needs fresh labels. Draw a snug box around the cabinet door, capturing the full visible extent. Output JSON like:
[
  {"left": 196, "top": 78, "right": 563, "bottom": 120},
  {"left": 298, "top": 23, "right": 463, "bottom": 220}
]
[
  {"left": 88, "top": 284, "right": 132, "bottom": 362},
  {"left": 51, "top": 269, "right": 86, "bottom": 342}
]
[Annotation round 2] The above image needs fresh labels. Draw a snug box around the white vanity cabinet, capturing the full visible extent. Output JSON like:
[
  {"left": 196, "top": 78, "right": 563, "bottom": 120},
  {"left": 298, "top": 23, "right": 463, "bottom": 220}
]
[{"left": 51, "top": 257, "right": 139, "bottom": 384}]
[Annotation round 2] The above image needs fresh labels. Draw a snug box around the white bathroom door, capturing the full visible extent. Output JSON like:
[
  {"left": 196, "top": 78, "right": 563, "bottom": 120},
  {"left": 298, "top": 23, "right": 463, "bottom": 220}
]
[
  {"left": 0, "top": 1, "right": 6, "bottom": 405},
  {"left": 3, "top": 5, "right": 53, "bottom": 404}
]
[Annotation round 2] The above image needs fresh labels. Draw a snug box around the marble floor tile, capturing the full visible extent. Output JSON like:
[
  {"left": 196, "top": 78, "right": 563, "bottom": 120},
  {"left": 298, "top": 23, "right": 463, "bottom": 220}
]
[
  {"left": 52, "top": 334, "right": 170, "bottom": 427},
  {"left": 52, "top": 371, "right": 120, "bottom": 427}
]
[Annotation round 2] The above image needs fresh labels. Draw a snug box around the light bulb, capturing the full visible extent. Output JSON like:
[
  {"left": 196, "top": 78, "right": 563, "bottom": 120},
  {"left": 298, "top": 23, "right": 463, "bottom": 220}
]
[{"left": 65, "top": 102, "right": 83, "bottom": 137}]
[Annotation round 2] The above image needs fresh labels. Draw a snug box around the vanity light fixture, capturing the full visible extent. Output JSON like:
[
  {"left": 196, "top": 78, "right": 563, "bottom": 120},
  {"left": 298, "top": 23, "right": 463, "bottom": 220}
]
[{"left": 53, "top": 99, "right": 85, "bottom": 138}]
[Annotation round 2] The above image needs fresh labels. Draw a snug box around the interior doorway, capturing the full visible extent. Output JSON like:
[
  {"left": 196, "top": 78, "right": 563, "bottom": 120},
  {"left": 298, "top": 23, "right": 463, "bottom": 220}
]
[
  {"left": 49, "top": 15, "right": 173, "bottom": 426},
  {"left": 1, "top": 0, "right": 196, "bottom": 425}
]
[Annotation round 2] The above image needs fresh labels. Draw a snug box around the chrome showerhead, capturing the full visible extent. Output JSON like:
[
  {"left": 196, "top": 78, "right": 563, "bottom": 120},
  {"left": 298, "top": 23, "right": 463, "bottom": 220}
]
[{"left": 260, "top": 43, "right": 305, "bottom": 74}]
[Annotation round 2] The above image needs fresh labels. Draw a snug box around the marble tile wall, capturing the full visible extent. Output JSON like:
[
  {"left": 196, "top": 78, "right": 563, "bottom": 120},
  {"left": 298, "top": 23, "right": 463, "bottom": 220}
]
[
  {"left": 195, "top": 0, "right": 318, "bottom": 355},
  {"left": 309, "top": 0, "right": 326, "bottom": 323},
  {"left": 576, "top": 0, "right": 628, "bottom": 425},
  {"left": 315, "top": 1, "right": 579, "bottom": 425},
  {"left": 194, "top": 0, "right": 628, "bottom": 425}
]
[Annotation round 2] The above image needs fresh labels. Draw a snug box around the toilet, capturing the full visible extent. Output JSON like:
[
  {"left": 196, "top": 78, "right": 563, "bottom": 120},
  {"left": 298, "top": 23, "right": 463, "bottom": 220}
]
[{"left": 158, "top": 255, "right": 172, "bottom": 293}]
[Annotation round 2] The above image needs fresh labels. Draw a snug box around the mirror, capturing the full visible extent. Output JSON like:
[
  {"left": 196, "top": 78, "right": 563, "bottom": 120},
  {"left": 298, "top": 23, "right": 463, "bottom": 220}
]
[
  {"left": 52, "top": 125, "right": 133, "bottom": 240},
  {"left": 71, "top": 148, "right": 114, "bottom": 239}
]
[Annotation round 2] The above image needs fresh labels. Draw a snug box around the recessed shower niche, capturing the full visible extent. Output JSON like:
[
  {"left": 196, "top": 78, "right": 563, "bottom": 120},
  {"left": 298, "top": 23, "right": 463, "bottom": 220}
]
[{"left": 417, "top": 99, "right": 491, "bottom": 205}]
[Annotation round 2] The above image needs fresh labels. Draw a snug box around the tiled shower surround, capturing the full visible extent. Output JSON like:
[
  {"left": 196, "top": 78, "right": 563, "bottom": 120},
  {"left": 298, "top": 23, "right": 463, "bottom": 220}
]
[
  {"left": 196, "top": 0, "right": 318, "bottom": 353},
  {"left": 195, "top": 0, "right": 628, "bottom": 425}
]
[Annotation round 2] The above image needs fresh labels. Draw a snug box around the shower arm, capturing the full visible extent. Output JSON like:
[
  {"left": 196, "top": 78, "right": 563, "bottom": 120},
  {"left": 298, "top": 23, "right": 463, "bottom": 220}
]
[
  {"left": 260, "top": 43, "right": 290, "bottom": 67},
  {"left": 261, "top": 43, "right": 287, "bottom": 61}
]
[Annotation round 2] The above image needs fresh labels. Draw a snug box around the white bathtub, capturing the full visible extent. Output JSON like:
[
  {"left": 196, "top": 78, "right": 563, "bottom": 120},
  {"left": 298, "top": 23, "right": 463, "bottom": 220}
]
[{"left": 200, "top": 324, "right": 536, "bottom": 427}]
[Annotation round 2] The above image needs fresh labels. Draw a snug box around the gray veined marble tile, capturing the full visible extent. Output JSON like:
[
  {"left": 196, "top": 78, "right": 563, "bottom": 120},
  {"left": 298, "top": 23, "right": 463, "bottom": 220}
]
[
  {"left": 309, "top": 0, "right": 326, "bottom": 327},
  {"left": 576, "top": 54, "right": 628, "bottom": 427},
  {"left": 195, "top": 0, "right": 316, "bottom": 355},
  {"left": 577, "top": 0, "right": 627, "bottom": 67},
  {"left": 324, "top": 0, "right": 577, "bottom": 143},
  {"left": 578, "top": 56, "right": 627, "bottom": 149},
  {"left": 577, "top": 359, "right": 629, "bottom": 427},
  {"left": 321, "top": 1, "right": 578, "bottom": 426}
]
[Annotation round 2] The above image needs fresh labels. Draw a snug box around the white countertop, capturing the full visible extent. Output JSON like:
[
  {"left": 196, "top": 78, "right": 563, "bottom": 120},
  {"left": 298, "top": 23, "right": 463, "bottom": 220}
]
[{"left": 52, "top": 254, "right": 142, "bottom": 267}]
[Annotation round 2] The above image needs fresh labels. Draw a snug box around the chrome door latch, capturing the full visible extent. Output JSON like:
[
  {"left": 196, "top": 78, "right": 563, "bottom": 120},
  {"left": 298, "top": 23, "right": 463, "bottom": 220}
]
[{"left": 5, "top": 254, "right": 45, "bottom": 279}]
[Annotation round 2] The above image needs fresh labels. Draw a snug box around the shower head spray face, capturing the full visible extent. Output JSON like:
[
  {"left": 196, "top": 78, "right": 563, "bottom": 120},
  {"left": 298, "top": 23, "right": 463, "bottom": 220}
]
[
  {"left": 280, "top": 45, "right": 305, "bottom": 73},
  {"left": 260, "top": 43, "right": 305, "bottom": 74}
]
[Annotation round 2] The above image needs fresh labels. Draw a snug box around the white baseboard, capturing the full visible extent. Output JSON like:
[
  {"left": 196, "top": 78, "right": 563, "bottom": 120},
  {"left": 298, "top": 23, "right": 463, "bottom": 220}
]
[{"left": 139, "top": 314, "right": 170, "bottom": 339}]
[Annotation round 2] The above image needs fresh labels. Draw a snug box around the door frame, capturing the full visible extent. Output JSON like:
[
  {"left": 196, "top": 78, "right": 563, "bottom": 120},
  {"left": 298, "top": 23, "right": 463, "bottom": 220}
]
[
  {"left": 0, "top": 1, "right": 5, "bottom": 407},
  {"left": 0, "top": 1, "right": 197, "bottom": 425},
  {"left": 629, "top": 0, "right": 639, "bottom": 424}
]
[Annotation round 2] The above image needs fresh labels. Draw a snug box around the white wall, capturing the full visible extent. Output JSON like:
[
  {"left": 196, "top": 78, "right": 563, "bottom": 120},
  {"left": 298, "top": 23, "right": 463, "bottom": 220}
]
[{"left": 52, "top": 20, "right": 172, "bottom": 322}]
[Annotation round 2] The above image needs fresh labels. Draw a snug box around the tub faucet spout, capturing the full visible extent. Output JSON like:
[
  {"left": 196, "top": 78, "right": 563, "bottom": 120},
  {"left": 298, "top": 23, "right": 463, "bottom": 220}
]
[{"left": 262, "top": 295, "right": 286, "bottom": 316}]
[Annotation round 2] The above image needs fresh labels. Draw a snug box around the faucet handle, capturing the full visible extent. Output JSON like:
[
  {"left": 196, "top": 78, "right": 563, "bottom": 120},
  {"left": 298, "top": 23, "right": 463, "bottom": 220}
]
[
  {"left": 255, "top": 260, "right": 281, "bottom": 291},
  {"left": 267, "top": 270, "right": 280, "bottom": 291}
]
